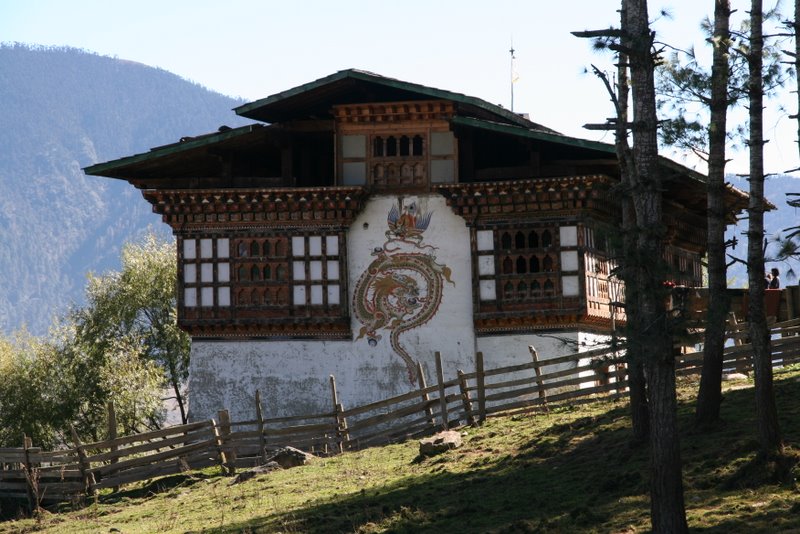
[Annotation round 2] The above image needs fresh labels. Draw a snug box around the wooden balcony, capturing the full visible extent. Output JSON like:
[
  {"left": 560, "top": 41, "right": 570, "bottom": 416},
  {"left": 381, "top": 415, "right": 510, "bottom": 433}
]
[{"left": 674, "top": 285, "right": 800, "bottom": 324}]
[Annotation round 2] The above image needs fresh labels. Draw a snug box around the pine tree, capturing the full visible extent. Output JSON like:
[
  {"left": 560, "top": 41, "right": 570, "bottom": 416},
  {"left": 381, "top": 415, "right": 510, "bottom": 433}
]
[
  {"left": 696, "top": 0, "right": 733, "bottom": 427},
  {"left": 747, "top": 0, "right": 784, "bottom": 458}
]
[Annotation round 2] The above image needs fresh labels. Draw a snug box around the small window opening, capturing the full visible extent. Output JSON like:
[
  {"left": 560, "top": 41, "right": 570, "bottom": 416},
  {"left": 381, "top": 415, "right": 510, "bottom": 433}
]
[
  {"left": 502, "top": 257, "right": 513, "bottom": 274},
  {"left": 399, "top": 136, "right": 410, "bottom": 156},
  {"left": 412, "top": 135, "right": 423, "bottom": 156},
  {"left": 542, "top": 230, "right": 552, "bottom": 247},
  {"left": 515, "top": 231, "right": 526, "bottom": 249},
  {"left": 528, "top": 231, "right": 539, "bottom": 248},
  {"left": 516, "top": 256, "right": 527, "bottom": 274},
  {"left": 501, "top": 232, "right": 512, "bottom": 250},
  {"left": 504, "top": 281, "right": 514, "bottom": 299}
]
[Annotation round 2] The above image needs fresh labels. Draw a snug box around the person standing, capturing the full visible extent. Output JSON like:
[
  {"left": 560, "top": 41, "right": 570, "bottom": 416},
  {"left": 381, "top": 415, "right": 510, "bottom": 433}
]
[{"left": 768, "top": 268, "right": 780, "bottom": 289}]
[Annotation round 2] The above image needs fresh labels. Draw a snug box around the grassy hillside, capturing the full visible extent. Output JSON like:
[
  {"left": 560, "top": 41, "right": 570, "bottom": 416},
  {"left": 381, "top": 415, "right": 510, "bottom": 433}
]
[{"left": 3, "top": 366, "right": 799, "bottom": 533}]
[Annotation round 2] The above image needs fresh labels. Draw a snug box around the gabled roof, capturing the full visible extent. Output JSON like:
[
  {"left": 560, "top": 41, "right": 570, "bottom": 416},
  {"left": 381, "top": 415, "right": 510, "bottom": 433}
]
[{"left": 235, "top": 69, "right": 556, "bottom": 132}]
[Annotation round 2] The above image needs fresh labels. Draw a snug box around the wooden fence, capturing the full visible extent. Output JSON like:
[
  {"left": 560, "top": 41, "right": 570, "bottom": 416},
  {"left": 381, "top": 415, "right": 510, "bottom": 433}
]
[{"left": 2, "top": 317, "right": 799, "bottom": 510}]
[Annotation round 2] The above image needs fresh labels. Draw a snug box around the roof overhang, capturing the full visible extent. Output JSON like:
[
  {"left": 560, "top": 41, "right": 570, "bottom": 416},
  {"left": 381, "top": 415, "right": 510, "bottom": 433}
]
[
  {"left": 450, "top": 116, "right": 752, "bottom": 216},
  {"left": 84, "top": 124, "right": 266, "bottom": 181}
]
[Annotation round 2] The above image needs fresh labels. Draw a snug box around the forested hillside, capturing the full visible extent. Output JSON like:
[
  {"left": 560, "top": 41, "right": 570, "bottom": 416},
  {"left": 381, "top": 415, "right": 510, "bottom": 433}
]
[{"left": 0, "top": 44, "right": 249, "bottom": 334}]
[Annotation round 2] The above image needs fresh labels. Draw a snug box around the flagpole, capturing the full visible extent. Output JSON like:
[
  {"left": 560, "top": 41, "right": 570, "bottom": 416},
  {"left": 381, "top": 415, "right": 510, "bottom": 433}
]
[{"left": 509, "top": 42, "right": 515, "bottom": 112}]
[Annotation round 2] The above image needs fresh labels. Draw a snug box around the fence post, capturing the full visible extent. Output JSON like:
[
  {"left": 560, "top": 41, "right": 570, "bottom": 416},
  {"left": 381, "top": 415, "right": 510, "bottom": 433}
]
[
  {"left": 22, "top": 434, "right": 38, "bottom": 514},
  {"left": 210, "top": 418, "right": 231, "bottom": 475},
  {"left": 529, "top": 346, "right": 549, "bottom": 411},
  {"left": 329, "top": 375, "right": 349, "bottom": 453},
  {"left": 69, "top": 425, "right": 95, "bottom": 497},
  {"left": 435, "top": 351, "right": 449, "bottom": 430},
  {"left": 254, "top": 390, "right": 268, "bottom": 464},
  {"left": 727, "top": 312, "right": 744, "bottom": 346},
  {"left": 107, "top": 401, "right": 120, "bottom": 492},
  {"left": 457, "top": 369, "right": 476, "bottom": 426},
  {"left": 416, "top": 361, "right": 436, "bottom": 429},
  {"left": 217, "top": 410, "right": 236, "bottom": 474},
  {"left": 476, "top": 351, "right": 486, "bottom": 423},
  {"left": 614, "top": 349, "right": 627, "bottom": 396}
]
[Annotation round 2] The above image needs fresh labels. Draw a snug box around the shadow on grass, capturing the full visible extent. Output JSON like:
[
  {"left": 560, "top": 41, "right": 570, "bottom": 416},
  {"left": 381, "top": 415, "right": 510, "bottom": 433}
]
[
  {"left": 98, "top": 472, "right": 212, "bottom": 505},
  {"left": 214, "top": 403, "right": 652, "bottom": 533}
]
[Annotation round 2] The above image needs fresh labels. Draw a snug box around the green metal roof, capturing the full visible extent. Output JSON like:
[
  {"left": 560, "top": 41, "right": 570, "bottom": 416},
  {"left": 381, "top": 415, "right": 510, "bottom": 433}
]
[
  {"left": 453, "top": 115, "right": 711, "bottom": 186},
  {"left": 235, "top": 69, "right": 556, "bottom": 132},
  {"left": 83, "top": 124, "right": 263, "bottom": 178},
  {"left": 451, "top": 115, "right": 616, "bottom": 154}
]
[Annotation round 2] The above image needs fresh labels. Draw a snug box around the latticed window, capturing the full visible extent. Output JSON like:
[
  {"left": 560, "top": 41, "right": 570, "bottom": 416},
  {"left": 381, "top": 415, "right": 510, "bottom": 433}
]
[
  {"left": 181, "top": 233, "right": 346, "bottom": 316},
  {"left": 369, "top": 132, "right": 434, "bottom": 187},
  {"left": 474, "top": 225, "right": 582, "bottom": 305},
  {"left": 289, "top": 234, "right": 343, "bottom": 307},
  {"left": 232, "top": 236, "right": 291, "bottom": 309},
  {"left": 181, "top": 237, "right": 231, "bottom": 308}
]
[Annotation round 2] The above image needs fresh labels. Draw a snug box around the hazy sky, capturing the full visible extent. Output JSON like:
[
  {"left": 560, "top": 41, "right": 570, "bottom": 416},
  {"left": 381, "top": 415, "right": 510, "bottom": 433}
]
[{"left": 2, "top": 0, "right": 798, "bottom": 175}]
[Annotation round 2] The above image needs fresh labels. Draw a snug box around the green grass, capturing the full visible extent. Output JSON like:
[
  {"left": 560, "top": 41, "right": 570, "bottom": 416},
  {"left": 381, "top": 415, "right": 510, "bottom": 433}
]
[{"left": 3, "top": 366, "right": 799, "bottom": 533}]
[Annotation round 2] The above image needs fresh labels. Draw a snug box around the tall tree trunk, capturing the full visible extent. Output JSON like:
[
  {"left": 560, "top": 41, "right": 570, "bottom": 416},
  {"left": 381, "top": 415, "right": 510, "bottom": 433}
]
[
  {"left": 625, "top": 0, "right": 688, "bottom": 530},
  {"left": 696, "top": 0, "right": 732, "bottom": 427},
  {"left": 747, "top": 0, "right": 783, "bottom": 458},
  {"left": 795, "top": 0, "right": 800, "bottom": 162},
  {"left": 169, "top": 360, "right": 188, "bottom": 425},
  {"left": 614, "top": 3, "right": 650, "bottom": 444}
]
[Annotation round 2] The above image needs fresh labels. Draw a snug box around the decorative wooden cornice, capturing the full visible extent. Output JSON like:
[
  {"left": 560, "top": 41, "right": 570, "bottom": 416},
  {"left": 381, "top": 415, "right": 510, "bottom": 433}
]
[
  {"left": 181, "top": 318, "right": 351, "bottom": 340},
  {"left": 434, "top": 175, "right": 616, "bottom": 222},
  {"left": 475, "top": 312, "right": 621, "bottom": 335},
  {"left": 333, "top": 100, "right": 455, "bottom": 124},
  {"left": 142, "top": 186, "right": 369, "bottom": 231}
]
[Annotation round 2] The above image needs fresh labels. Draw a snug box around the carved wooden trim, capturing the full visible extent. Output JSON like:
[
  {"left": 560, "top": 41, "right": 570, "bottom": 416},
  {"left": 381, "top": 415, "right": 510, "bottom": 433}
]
[
  {"left": 142, "top": 187, "right": 368, "bottom": 231},
  {"left": 333, "top": 100, "right": 455, "bottom": 124},
  {"left": 435, "top": 175, "right": 616, "bottom": 222}
]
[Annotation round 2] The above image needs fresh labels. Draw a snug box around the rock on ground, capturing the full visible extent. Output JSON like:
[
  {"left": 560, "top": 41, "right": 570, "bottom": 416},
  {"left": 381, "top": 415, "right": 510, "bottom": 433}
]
[{"left": 419, "top": 430, "right": 463, "bottom": 457}]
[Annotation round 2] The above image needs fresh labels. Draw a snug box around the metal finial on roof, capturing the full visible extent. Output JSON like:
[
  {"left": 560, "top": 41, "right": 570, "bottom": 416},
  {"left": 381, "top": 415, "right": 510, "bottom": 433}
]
[{"left": 509, "top": 39, "right": 519, "bottom": 112}]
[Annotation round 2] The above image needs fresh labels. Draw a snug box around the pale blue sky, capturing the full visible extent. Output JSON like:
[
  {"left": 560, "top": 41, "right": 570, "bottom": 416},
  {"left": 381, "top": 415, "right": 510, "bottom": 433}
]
[{"left": 2, "top": 0, "right": 798, "bottom": 175}]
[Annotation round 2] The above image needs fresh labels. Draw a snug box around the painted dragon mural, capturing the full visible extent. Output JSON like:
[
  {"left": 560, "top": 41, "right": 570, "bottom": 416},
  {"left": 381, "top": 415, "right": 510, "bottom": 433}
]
[{"left": 353, "top": 198, "right": 454, "bottom": 384}]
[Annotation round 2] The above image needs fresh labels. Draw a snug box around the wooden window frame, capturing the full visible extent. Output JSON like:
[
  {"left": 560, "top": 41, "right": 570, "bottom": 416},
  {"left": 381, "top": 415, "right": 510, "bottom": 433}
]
[{"left": 474, "top": 225, "right": 564, "bottom": 308}]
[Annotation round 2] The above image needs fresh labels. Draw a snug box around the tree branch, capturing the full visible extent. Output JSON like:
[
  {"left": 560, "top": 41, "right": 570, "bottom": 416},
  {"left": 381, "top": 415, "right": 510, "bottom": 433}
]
[{"left": 572, "top": 28, "right": 626, "bottom": 39}]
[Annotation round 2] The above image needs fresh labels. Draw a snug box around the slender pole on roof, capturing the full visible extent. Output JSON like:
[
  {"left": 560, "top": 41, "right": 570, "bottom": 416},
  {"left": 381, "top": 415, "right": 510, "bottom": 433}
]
[{"left": 509, "top": 40, "right": 517, "bottom": 112}]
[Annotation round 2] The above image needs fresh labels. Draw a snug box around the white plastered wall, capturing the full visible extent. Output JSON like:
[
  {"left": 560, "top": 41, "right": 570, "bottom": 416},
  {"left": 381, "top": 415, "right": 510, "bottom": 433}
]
[
  {"left": 187, "top": 194, "right": 477, "bottom": 423},
  {"left": 475, "top": 331, "right": 614, "bottom": 406}
]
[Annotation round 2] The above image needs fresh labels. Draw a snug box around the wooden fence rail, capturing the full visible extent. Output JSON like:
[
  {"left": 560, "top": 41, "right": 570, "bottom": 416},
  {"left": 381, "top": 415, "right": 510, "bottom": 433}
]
[{"left": 2, "top": 317, "right": 798, "bottom": 508}]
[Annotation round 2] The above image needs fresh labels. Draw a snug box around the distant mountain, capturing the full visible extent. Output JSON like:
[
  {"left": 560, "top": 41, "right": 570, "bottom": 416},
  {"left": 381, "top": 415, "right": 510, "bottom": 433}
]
[
  {"left": 726, "top": 174, "right": 800, "bottom": 287},
  {"left": 0, "top": 44, "right": 249, "bottom": 334}
]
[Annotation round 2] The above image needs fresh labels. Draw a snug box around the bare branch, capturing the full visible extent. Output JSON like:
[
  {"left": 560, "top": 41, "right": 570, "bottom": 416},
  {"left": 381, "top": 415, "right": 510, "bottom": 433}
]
[
  {"left": 584, "top": 122, "right": 635, "bottom": 130},
  {"left": 572, "top": 28, "right": 625, "bottom": 39}
]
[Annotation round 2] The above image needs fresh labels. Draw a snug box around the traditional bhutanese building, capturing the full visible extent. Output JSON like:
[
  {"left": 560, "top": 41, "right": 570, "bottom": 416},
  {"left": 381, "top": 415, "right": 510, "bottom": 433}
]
[{"left": 85, "top": 69, "right": 747, "bottom": 422}]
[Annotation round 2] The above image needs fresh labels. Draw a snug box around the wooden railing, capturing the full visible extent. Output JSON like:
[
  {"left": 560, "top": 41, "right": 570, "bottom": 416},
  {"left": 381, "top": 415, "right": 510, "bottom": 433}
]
[{"left": 2, "top": 317, "right": 798, "bottom": 510}]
